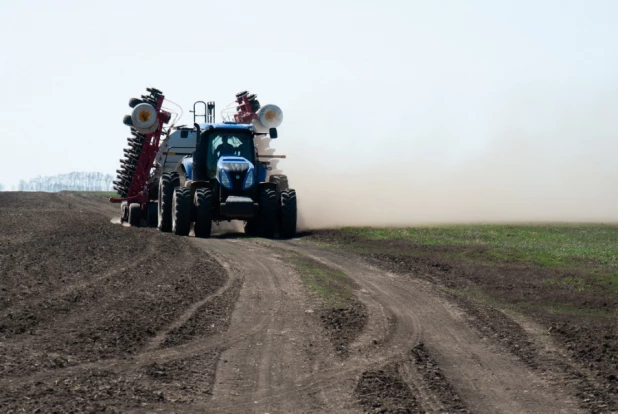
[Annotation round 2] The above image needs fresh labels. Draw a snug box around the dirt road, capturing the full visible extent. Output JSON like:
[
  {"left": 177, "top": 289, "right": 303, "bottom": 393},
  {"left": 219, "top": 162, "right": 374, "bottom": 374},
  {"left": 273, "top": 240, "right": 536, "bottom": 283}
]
[{"left": 0, "top": 193, "right": 612, "bottom": 413}]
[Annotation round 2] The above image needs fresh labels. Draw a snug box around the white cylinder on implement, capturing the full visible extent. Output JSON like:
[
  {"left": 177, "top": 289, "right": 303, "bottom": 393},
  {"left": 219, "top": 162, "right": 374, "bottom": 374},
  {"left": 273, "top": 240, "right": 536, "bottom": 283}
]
[
  {"left": 131, "top": 103, "right": 159, "bottom": 134},
  {"left": 252, "top": 104, "right": 283, "bottom": 133}
]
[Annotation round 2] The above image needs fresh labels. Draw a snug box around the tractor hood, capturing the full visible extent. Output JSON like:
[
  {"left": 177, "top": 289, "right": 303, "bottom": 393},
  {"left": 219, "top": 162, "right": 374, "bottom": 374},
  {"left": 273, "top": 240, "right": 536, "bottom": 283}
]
[{"left": 216, "top": 156, "right": 255, "bottom": 191}]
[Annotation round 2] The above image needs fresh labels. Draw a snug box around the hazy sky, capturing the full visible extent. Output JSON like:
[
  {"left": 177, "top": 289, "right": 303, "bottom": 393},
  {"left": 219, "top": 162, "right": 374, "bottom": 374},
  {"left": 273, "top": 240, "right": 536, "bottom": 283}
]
[{"left": 1, "top": 1, "right": 617, "bottom": 223}]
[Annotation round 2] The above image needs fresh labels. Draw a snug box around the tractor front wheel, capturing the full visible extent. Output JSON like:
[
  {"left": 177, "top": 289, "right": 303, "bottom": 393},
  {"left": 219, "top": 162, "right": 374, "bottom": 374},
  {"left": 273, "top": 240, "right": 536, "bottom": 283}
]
[
  {"left": 279, "top": 189, "right": 297, "bottom": 238},
  {"left": 257, "top": 187, "right": 277, "bottom": 238},
  {"left": 194, "top": 188, "right": 213, "bottom": 238},
  {"left": 158, "top": 172, "right": 179, "bottom": 232},
  {"left": 172, "top": 187, "right": 191, "bottom": 236}
]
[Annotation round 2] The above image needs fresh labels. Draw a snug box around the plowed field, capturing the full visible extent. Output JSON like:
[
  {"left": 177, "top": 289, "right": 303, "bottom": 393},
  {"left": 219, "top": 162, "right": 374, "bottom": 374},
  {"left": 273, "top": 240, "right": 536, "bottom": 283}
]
[{"left": 0, "top": 193, "right": 615, "bottom": 413}]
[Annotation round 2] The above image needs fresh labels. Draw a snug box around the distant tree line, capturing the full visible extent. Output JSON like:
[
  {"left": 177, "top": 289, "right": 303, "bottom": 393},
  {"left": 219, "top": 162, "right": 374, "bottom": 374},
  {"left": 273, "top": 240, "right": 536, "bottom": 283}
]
[{"left": 17, "top": 172, "right": 114, "bottom": 192}]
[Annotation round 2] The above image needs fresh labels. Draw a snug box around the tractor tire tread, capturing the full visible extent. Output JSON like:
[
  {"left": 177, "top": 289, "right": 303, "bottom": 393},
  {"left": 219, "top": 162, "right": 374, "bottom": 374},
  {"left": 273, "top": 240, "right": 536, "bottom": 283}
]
[
  {"left": 158, "top": 171, "right": 179, "bottom": 232},
  {"left": 172, "top": 186, "right": 191, "bottom": 236},
  {"left": 279, "top": 189, "right": 297, "bottom": 238},
  {"left": 194, "top": 188, "right": 213, "bottom": 238},
  {"left": 257, "top": 187, "right": 277, "bottom": 238}
]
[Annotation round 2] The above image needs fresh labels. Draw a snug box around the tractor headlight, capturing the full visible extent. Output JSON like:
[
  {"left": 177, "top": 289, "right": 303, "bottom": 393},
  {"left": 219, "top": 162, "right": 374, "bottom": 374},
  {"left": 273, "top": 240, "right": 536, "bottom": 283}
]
[
  {"left": 243, "top": 167, "right": 255, "bottom": 190},
  {"left": 220, "top": 169, "right": 232, "bottom": 189}
]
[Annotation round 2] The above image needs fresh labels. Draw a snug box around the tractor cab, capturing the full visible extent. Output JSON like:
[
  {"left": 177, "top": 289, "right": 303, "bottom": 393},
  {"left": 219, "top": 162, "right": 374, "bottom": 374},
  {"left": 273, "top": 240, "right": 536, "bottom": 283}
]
[
  {"left": 185, "top": 124, "right": 261, "bottom": 209},
  {"left": 202, "top": 127, "right": 256, "bottom": 179}
]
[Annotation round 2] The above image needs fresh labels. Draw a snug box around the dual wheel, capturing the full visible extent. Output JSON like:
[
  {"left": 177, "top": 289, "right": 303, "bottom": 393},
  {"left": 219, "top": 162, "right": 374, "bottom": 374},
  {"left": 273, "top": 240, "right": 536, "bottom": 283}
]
[
  {"left": 245, "top": 187, "right": 278, "bottom": 238},
  {"left": 262, "top": 174, "right": 297, "bottom": 238},
  {"left": 157, "top": 171, "right": 297, "bottom": 239},
  {"left": 172, "top": 186, "right": 213, "bottom": 238},
  {"left": 158, "top": 171, "right": 213, "bottom": 238},
  {"left": 244, "top": 187, "right": 297, "bottom": 238},
  {"left": 278, "top": 189, "right": 297, "bottom": 238}
]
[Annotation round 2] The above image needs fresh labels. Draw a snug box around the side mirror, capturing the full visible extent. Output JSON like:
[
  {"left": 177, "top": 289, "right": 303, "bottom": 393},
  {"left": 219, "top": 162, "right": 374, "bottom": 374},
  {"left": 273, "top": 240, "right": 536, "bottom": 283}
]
[{"left": 269, "top": 128, "right": 278, "bottom": 139}]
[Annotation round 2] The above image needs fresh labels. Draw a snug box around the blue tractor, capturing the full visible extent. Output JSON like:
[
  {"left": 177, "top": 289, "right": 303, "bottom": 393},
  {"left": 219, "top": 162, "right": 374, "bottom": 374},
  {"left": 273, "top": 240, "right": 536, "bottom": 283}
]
[{"left": 155, "top": 93, "right": 297, "bottom": 238}]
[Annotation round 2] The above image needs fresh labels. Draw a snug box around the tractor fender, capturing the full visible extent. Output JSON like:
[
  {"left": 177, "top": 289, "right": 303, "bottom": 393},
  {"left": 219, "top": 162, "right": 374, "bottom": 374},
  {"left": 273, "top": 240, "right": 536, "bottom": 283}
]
[
  {"left": 189, "top": 180, "right": 213, "bottom": 191},
  {"left": 180, "top": 157, "right": 194, "bottom": 181},
  {"left": 259, "top": 182, "right": 277, "bottom": 191},
  {"left": 268, "top": 174, "right": 289, "bottom": 192}
]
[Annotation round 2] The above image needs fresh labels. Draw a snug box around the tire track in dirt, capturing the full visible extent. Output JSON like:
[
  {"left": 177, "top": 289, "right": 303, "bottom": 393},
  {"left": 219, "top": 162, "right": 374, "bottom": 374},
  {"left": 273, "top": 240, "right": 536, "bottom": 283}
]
[
  {"left": 278, "top": 240, "right": 584, "bottom": 414},
  {"left": 187, "top": 239, "right": 424, "bottom": 413},
  {"left": 143, "top": 273, "right": 240, "bottom": 352},
  {"left": 1, "top": 244, "right": 245, "bottom": 386},
  {"left": 0, "top": 193, "right": 235, "bottom": 412},
  {"left": 1, "top": 237, "right": 284, "bottom": 405},
  {"left": 203, "top": 239, "right": 335, "bottom": 413},
  {"left": 1, "top": 244, "right": 157, "bottom": 318}
]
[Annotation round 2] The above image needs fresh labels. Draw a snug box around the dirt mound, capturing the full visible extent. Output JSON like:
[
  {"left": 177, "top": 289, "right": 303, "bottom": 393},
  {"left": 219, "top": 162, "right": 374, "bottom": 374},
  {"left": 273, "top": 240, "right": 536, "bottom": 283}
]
[
  {"left": 409, "top": 343, "right": 469, "bottom": 413},
  {"left": 355, "top": 362, "right": 420, "bottom": 413},
  {"left": 319, "top": 303, "right": 368, "bottom": 357}
]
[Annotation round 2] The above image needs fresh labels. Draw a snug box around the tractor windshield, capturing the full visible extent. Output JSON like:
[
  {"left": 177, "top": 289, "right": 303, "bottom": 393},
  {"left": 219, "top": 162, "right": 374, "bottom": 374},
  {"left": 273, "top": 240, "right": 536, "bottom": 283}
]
[{"left": 207, "top": 130, "right": 254, "bottom": 177}]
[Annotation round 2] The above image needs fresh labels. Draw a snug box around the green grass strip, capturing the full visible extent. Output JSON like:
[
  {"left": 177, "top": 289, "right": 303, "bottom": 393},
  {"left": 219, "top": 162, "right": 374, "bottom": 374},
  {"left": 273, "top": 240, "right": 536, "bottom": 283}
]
[
  {"left": 285, "top": 254, "right": 358, "bottom": 308},
  {"left": 343, "top": 224, "right": 618, "bottom": 269}
]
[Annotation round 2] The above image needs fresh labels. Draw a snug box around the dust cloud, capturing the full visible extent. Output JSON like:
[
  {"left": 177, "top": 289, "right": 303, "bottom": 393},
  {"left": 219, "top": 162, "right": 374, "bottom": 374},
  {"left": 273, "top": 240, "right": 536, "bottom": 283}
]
[
  {"left": 280, "top": 91, "right": 618, "bottom": 229},
  {"left": 292, "top": 157, "right": 618, "bottom": 230}
]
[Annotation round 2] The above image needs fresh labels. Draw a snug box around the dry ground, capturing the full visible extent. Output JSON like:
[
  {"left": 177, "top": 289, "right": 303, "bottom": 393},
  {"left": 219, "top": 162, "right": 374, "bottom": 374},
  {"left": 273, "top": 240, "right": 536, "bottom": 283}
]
[{"left": 0, "top": 192, "right": 615, "bottom": 413}]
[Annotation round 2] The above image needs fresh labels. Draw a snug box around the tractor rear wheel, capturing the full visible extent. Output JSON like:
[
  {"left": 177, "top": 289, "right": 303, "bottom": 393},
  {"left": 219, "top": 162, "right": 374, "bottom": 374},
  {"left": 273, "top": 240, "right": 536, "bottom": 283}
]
[
  {"left": 257, "top": 187, "right": 277, "bottom": 238},
  {"left": 279, "top": 189, "right": 297, "bottom": 238},
  {"left": 172, "top": 187, "right": 191, "bottom": 236},
  {"left": 194, "top": 188, "right": 213, "bottom": 238},
  {"left": 128, "top": 203, "right": 141, "bottom": 227},
  {"left": 268, "top": 174, "right": 289, "bottom": 192},
  {"left": 158, "top": 172, "right": 179, "bottom": 232}
]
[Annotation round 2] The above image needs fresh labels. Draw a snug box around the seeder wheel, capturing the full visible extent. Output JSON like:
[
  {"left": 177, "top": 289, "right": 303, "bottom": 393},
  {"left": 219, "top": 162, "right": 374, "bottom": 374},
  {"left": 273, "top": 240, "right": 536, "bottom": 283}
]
[{"left": 128, "top": 203, "right": 141, "bottom": 227}]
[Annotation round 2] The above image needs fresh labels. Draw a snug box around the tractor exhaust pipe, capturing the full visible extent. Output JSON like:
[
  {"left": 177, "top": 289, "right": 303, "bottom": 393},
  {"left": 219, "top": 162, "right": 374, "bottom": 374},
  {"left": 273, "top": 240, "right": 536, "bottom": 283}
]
[{"left": 193, "top": 123, "right": 207, "bottom": 182}]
